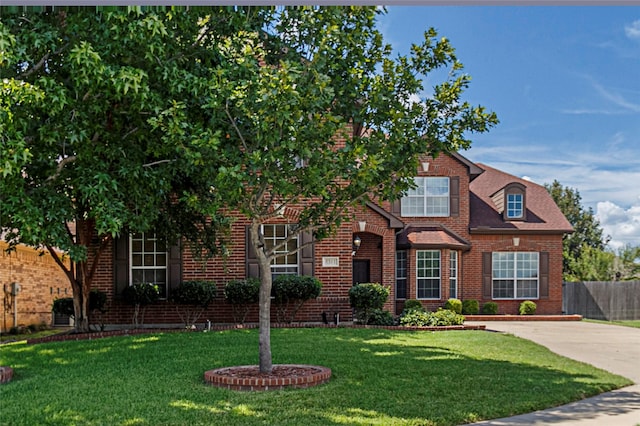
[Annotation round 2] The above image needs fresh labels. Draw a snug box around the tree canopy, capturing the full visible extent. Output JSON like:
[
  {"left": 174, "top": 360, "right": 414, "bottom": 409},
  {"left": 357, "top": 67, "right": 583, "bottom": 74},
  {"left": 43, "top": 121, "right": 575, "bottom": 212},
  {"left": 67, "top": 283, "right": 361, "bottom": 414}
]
[{"left": 1, "top": 6, "right": 498, "bottom": 370}]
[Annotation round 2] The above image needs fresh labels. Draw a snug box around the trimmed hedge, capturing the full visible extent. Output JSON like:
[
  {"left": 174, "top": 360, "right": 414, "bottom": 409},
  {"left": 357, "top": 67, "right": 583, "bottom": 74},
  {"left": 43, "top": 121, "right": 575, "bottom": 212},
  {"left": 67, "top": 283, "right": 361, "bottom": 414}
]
[
  {"left": 171, "top": 281, "right": 217, "bottom": 327},
  {"left": 224, "top": 278, "right": 260, "bottom": 324},
  {"left": 349, "top": 283, "right": 390, "bottom": 324},
  {"left": 272, "top": 275, "right": 322, "bottom": 323},
  {"left": 462, "top": 299, "right": 479, "bottom": 315}
]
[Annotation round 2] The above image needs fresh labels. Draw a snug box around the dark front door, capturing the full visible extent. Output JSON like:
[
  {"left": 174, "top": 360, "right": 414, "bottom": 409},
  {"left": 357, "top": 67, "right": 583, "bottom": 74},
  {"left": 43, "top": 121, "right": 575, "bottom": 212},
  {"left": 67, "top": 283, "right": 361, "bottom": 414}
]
[{"left": 353, "top": 260, "right": 370, "bottom": 285}]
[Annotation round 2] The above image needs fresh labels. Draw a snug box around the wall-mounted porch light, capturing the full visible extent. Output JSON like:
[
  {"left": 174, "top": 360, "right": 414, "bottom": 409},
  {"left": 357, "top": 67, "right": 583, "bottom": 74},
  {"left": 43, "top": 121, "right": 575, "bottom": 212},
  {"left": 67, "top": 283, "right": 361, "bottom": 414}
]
[{"left": 352, "top": 235, "right": 362, "bottom": 256}]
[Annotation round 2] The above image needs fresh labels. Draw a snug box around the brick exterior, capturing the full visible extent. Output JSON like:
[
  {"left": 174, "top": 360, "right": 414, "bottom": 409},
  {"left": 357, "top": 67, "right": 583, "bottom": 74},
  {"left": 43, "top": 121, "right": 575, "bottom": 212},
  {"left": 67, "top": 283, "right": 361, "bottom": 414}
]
[
  {"left": 86, "top": 152, "right": 570, "bottom": 325},
  {"left": 0, "top": 242, "right": 72, "bottom": 332}
]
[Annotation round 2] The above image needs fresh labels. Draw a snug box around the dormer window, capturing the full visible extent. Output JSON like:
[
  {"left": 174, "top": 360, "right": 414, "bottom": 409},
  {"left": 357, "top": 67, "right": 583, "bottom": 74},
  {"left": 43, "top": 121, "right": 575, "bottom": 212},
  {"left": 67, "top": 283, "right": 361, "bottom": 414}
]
[
  {"left": 506, "top": 193, "right": 523, "bottom": 219},
  {"left": 491, "top": 182, "right": 527, "bottom": 221}
]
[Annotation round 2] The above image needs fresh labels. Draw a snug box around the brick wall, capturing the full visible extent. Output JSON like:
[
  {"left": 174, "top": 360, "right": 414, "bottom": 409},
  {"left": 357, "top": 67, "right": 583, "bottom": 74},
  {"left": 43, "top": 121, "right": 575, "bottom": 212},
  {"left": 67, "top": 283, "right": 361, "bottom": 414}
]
[
  {"left": 462, "top": 234, "right": 564, "bottom": 315},
  {"left": 0, "top": 242, "right": 72, "bottom": 331}
]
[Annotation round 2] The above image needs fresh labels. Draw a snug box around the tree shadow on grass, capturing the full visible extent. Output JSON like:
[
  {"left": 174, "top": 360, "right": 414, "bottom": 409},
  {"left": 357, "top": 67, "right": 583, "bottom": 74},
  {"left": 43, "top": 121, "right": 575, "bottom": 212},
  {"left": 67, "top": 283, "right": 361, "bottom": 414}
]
[{"left": 0, "top": 328, "right": 632, "bottom": 426}]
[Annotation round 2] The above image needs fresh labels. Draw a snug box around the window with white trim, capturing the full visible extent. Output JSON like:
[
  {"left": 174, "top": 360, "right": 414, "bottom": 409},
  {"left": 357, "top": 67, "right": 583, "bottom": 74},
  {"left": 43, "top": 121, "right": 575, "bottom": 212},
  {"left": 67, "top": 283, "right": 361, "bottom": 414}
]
[
  {"left": 130, "top": 232, "right": 168, "bottom": 299},
  {"left": 449, "top": 250, "right": 458, "bottom": 299},
  {"left": 401, "top": 177, "right": 450, "bottom": 217},
  {"left": 396, "top": 251, "right": 408, "bottom": 299},
  {"left": 417, "top": 250, "right": 441, "bottom": 299},
  {"left": 262, "top": 224, "right": 298, "bottom": 278},
  {"left": 506, "top": 193, "right": 524, "bottom": 219},
  {"left": 492, "top": 252, "right": 539, "bottom": 299}
]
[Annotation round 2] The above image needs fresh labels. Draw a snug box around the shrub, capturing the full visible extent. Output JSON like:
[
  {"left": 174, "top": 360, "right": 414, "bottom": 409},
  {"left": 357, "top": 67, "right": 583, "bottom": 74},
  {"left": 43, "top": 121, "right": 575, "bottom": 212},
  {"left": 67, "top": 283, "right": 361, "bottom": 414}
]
[
  {"left": 122, "top": 283, "right": 159, "bottom": 327},
  {"left": 399, "top": 308, "right": 464, "bottom": 327},
  {"left": 272, "top": 275, "right": 322, "bottom": 323},
  {"left": 403, "top": 299, "right": 424, "bottom": 312},
  {"left": 399, "top": 309, "right": 432, "bottom": 327},
  {"left": 519, "top": 300, "right": 537, "bottom": 315},
  {"left": 171, "top": 280, "right": 217, "bottom": 328},
  {"left": 430, "top": 309, "right": 465, "bottom": 326},
  {"left": 224, "top": 278, "right": 260, "bottom": 324},
  {"left": 366, "top": 309, "right": 395, "bottom": 326},
  {"left": 482, "top": 302, "right": 499, "bottom": 315},
  {"left": 462, "top": 299, "right": 479, "bottom": 315},
  {"left": 348, "top": 283, "right": 390, "bottom": 324},
  {"left": 444, "top": 298, "right": 462, "bottom": 314}
]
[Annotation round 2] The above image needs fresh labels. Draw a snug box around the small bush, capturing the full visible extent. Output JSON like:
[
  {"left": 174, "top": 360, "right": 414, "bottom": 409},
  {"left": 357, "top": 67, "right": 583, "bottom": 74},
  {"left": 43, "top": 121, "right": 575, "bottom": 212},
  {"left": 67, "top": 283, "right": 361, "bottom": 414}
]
[
  {"left": 122, "top": 283, "right": 159, "bottom": 327},
  {"left": 462, "top": 299, "right": 479, "bottom": 315},
  {"left": 224, "top": 278, "right": 260, "bottom": 324},
  {"left": 444, "top": 298, "right": 462, "bottom": 314},
  {"left": 403, "top": 299, "right": 424, "bottom": 312},
  {"left": 366, "top": 309, "right": 395, "bottom": 326},
  {"left": 272, "top": 275, "right": 322, "bottom": 323},
  {"left": 399, "top": 309, "right": 432, "bottom": 327},
  {"left": 399, "top": 308, "right": 464, "bottom": 327},
  {"left": 430, "top": 309, "right": 465, "bottom": 326},
  {"left": 482, "top": 302, "right": 499, "bottom": 315},
  {"left": 349, "top": 283, "right": 390, "bottom": 324},
  {"left": 171, "top": 281, "right": 217, "bottom": 327},
  {"left": 519, "top": 300, "right": 537, "bottom": 315}
]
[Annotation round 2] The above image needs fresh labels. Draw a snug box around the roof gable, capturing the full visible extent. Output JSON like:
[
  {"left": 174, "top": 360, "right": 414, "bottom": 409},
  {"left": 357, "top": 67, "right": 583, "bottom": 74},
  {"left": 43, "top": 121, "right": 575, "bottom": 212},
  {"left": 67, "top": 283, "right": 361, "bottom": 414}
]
[{"left": 469, "top": 164, "right": 573, "bottom": 233}]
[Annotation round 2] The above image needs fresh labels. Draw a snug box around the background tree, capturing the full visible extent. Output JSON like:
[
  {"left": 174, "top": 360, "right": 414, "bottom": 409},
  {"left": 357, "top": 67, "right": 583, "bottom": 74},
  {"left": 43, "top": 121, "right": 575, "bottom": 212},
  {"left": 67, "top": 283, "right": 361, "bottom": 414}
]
[
  {"left": 174, "top": 6, "right": 496, "bottom": 372},
  {"left": 545, "top": 180, "right": 608, "bottom": 280},
  {"left": 1, "top": 7, "right": 240, "bottom": 331}
]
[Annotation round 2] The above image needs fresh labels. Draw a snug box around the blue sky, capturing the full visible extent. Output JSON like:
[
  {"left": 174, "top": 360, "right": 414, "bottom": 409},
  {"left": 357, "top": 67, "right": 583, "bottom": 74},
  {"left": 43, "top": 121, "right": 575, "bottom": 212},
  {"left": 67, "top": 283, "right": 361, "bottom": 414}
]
[{"left": 377, "top": 6, "right": 640, "bottom": 250}]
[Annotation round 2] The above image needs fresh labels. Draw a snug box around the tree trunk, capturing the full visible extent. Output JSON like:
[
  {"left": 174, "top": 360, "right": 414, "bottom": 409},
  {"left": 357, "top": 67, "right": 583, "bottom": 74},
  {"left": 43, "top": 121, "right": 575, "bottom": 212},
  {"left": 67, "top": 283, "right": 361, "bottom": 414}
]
[{"left": 251, "top": 222, "right": 274, "bottom": 374}]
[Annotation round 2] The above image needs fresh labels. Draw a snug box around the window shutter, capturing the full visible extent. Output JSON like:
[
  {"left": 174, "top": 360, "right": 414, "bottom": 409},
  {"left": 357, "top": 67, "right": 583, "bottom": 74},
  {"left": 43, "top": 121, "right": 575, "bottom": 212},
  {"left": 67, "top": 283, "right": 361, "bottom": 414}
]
[
  {"left": 168, "top": 241, "right": 182, "bottom": 291},
  {"left": 113, "top": 235, "right": 129, "bottom": 296},
  {"left": 450, "top": 176, "right": 460, "bottom": 217},
  {"left": 300, "top": 231, "right": 314, "bottom": 276},
  {"left": 539, "top": 252, "right": 549, "bottom": 298},
  {"left": 482, "top": 252, "right": 492, "bottom": 299},
  {"left": 391, "top": 199, "right": 401, "bottom": 216},
  {"left": 245, "top": 226, "right": 260, "bottom": 278}
]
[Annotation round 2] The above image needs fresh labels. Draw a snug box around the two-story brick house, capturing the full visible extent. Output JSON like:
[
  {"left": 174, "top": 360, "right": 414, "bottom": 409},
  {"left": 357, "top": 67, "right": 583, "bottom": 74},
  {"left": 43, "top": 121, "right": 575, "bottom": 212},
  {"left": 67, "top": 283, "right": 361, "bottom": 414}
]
[{"left": 90, "top": 149, "right": 572, "bottom": 326}]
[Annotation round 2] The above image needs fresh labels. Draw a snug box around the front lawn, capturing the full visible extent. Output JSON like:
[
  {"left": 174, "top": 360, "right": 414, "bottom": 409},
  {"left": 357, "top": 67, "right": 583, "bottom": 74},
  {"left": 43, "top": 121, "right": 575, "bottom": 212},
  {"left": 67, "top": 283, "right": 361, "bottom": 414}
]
[{"left": 0, "top": 328, "right": 630, "bottom": 426}]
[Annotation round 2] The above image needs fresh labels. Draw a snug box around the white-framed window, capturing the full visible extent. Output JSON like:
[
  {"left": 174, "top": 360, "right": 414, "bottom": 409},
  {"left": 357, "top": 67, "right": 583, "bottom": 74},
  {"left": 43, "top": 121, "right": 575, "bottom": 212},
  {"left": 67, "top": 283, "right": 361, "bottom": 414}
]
[
  {"left": 401, "top": 177, "right": 450, "bottom": 217},
  {"left": 130, "top": 232, "right": 168, "bottom": 299},
  {"left": 492, "top": 252, "right": 539, "bottom": 299},
  {"left": 396, "top": 251, "right": 408, "bottom": 299},
  {"left": 449, "top": 250, "right": 458, "bottom": 299},
  {"left": 417, "top": 250, "right": 441, "bottom": 299},
  {"left": 506, "top": 193, "right": 524, "bottom": 219},
  {"left": 262, "top": 224, "right": 298, "bottom": 278}
]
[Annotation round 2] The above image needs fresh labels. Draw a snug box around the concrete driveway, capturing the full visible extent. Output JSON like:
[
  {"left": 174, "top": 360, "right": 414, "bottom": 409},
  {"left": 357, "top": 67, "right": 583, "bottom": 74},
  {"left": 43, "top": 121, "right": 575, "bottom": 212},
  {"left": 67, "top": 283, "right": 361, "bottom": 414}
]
[{"left": 466, "top": 321, "right": 640, "bottom": 426}]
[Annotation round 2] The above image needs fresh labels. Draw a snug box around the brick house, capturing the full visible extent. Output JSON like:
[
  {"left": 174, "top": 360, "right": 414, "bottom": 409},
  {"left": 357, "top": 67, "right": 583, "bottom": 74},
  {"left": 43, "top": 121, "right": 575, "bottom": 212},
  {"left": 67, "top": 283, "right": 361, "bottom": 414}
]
[
  {"left": 88, "top": 150, "right": 572, "bottom": 326},
  {"left": 1, "top": 240, "right": 72, "bottom": 332}
]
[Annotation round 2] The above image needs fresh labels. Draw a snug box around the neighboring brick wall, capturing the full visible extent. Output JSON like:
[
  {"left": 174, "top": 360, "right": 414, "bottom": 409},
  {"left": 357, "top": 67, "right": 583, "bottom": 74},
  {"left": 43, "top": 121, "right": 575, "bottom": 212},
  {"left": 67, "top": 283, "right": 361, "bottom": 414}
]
[{"left": 0, "top": 242, "right": 72, "bottom": 332}]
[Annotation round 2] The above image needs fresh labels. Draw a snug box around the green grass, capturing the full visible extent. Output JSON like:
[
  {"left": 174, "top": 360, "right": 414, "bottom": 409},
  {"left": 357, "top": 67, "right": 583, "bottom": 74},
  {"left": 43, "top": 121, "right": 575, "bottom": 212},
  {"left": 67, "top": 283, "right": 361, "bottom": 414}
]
[
  {"left": 584, "top": 319, "right": 640, "bottom": 329},
  {"left": 0, "top": 328, "right": 67, "bottom": 343},
  {"left": 0, "top": 328, "right": 631, "bottom": 426}
]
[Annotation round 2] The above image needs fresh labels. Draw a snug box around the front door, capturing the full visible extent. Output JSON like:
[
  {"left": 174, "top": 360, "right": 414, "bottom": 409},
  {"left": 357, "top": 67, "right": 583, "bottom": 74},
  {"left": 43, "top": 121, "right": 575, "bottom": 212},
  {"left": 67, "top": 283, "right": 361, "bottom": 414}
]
[{"left": 352, "top": 260, "right": 370, "bottom": 285}]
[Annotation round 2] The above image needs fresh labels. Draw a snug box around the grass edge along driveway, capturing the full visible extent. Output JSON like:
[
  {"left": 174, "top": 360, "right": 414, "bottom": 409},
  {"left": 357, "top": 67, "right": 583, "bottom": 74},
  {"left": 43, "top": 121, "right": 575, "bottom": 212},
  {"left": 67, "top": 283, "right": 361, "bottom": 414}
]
[{"left": 0, "top": 328, "right": 631, "bottom": 426}]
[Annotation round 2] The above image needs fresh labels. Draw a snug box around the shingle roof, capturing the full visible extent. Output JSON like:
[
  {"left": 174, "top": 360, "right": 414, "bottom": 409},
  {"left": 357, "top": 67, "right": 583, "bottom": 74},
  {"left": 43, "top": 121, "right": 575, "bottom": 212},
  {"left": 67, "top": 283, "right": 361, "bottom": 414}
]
[
  {"left": 397, "top": 225, "right": 471, "bottom": 250},
  {"left": 469, "top": 163, "right": 573, "bottom": 234}
]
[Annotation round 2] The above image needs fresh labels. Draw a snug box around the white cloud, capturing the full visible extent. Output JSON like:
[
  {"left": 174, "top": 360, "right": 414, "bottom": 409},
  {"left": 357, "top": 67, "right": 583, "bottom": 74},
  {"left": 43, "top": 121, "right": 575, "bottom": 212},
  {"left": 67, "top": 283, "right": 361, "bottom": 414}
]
[
  {"left": 596, "top": 200, "right": 640, "bottom": 250},
  {"left": 624, "top": 20, "right": 640, "bottom": 40}
]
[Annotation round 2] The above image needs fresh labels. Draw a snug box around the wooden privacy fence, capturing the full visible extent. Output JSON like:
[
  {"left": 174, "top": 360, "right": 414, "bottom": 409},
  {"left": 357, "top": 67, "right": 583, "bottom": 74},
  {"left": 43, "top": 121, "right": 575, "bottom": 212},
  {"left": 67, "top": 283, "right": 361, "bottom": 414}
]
[{"left": 563, "top": 280, "right": 640, "bottom": 320}]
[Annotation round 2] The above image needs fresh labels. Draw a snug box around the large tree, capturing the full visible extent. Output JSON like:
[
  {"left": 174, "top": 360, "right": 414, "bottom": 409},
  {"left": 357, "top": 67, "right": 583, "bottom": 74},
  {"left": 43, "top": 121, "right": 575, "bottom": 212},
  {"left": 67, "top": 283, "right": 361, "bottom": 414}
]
[
  {"left": 1, "top": 7, "right": 243, "bottom": 331},
  {"left": 2, "top": 7, "right": 497, "bottom": 372},
  {"left": 171, "top": 6, "right": 496, "bottom": 372},
  {"left": 545, "top": 180, "right": 607, "bottom": 280}
]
